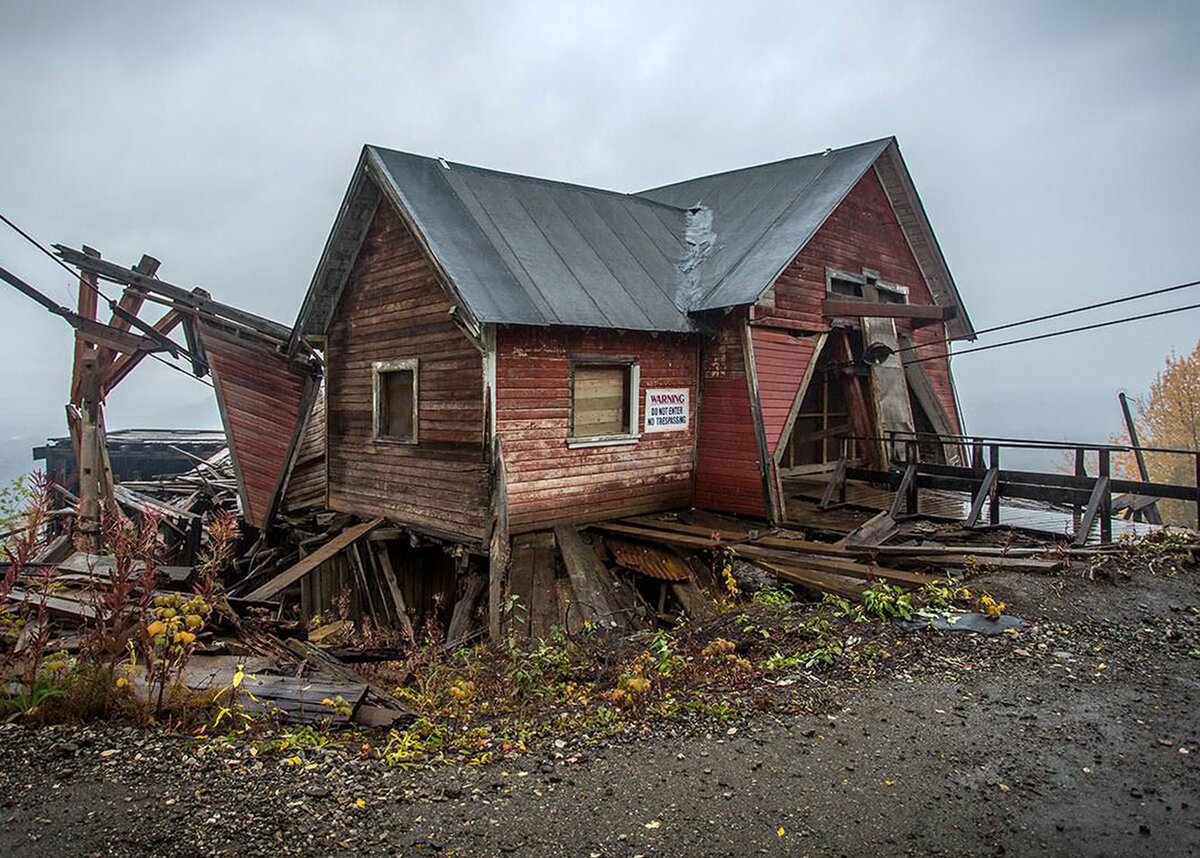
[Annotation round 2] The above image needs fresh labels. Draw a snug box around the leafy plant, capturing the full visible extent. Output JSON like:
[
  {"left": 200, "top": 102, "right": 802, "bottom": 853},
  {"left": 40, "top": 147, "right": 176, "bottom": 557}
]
[{"left": 861, "top": 583, "right": 915, "bottom": 620}]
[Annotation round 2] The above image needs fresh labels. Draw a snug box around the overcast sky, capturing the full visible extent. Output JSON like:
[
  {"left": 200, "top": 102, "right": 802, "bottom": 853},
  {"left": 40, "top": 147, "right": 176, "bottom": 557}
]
[{"left": 2, "top": 0, "right": 1199, "bottom": 481}]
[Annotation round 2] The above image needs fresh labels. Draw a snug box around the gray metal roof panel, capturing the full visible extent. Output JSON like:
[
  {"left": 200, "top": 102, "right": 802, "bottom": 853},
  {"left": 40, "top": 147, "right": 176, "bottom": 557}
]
[
  {"left": 371, "top": 146, "right": 694, "bottom": 332},
  {"left": 294, "top": 138, "right": 971, "bottom": 340},
  {"left": 636, "top": 139, "right": 890, "bottom": 310}
]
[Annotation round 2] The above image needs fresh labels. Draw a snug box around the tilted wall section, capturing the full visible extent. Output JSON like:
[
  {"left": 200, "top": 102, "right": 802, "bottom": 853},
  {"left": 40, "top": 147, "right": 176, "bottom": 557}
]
[{"left": 325, "top": 201, "right": 488, "bottom": 543}]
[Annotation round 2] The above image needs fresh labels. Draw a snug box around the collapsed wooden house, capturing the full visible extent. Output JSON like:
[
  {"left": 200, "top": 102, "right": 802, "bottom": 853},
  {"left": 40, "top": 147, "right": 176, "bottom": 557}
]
[{"left": 270, "top": 136, "right": 974, "bottom": 636}]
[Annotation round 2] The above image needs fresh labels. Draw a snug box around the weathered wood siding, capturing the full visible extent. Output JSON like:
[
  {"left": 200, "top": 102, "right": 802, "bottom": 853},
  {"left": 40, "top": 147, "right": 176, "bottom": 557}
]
[
  {"left": 695, "top": 316, "right": 768, "bottom": 517},
  {"left": 495, "top": 326, "right": 697, "bottom": 532},
  {"left": 201, "top": 323, "right": 316, "bottom": 529},
  {"left": 755, "top": 167, "right": 961, "bottom": 430},
  {"left": 750, "top": 328, "right": 821, "bottom": 455},
  {"left": 281, "top": 379, "right": 326, "bottom": 513},
  {"left": 325, "top": 201, "right": 488, "bottom": 542}
]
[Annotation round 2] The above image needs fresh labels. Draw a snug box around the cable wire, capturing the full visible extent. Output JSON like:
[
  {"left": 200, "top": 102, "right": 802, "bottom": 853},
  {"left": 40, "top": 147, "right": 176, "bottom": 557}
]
[
  {"left": 898, "top": 275, "right": 1200, "bottom": 357},
  {"left": 905, "top": 300, "right": 1200, "bottom": 366},
  {"left": 1, "top": 211, "right": 212, "bottom": 388}
]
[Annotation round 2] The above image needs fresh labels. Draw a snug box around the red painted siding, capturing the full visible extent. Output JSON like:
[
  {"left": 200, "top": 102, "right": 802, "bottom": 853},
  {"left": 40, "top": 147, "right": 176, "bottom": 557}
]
[
  {"left": 756, "top": 168, "right": 961, "bottom": 431},
  {"left": 750, "top": 328, "right": 821, "bottom": 454},
  {"left": 495, "top": 326, "right": 697, "bottom": 533},
  {"left": 695, "top": 316, "right": 768, "bottom": 518},
  {"left": 202, "top": 323, "right": 315, "bottom": 529}
]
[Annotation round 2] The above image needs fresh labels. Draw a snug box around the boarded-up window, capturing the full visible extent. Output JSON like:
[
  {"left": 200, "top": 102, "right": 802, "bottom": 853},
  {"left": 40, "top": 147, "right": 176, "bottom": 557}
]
[
  {"left": 373, "top": 359, "right": 418, "bottom": 442},
  {"left": 572, "top": 363, "right": 633, "bottom": 438}
]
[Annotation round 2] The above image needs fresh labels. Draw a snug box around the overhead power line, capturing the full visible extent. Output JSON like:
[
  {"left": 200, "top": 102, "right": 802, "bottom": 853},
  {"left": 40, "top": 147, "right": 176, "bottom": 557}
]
[
  {"left": 905, "top": 299, "right": 1200, "bottom": 366},
  {"left": 897, "top": 275, "right": 1200, "bottom": 357}
]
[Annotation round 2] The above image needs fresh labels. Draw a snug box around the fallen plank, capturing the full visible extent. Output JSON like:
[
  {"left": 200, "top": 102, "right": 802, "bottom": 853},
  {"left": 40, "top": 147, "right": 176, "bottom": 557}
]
[
  {"left": 838, "top": 511, "right": 899, "bottom": 547},
  {"left": 554, "top": 525, "right": 620, "bottom": 627},
  {"left": 749, "top": 560, "right": 866, "bottom": 600},
  {"left": 741, "top": 551, "right": 938, "bottom": 588},
  {"left": 670, "top": 579, "right": 714, "bottom": 619},
  {"left": 445, "top": 574, "right": 487, "bottom": 643},
  {"left": 245, "top": 518, "right": 384, "bottom": 601},
  {"left": 898, "top": 555, "right": 1062, "bottom": 573}
]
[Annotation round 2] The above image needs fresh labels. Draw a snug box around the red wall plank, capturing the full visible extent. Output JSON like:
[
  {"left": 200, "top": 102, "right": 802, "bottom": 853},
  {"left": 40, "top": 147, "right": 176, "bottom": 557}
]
[
  {"left": 695, "top": 317, "right": 768, "bottom": 518},
  {"left": 202, "top": 323, "right": 313, "bottom": 529},
  {"left": 495, "top": 326, "right": 697, "bottom": 532},
  {"left": 750, "top": 327, "right": 821, "bottom": 455}
]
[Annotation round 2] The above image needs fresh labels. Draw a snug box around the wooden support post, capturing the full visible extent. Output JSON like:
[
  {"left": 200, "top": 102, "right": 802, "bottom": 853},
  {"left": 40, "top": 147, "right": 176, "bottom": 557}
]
[
  {"left": 905, "top": 441, "right": 920, "bottom": 515},
  {"left": 988, "top": 444, "right": 1001, "bottom": 526},
  {"left": 1195, "top": 452, "right": 1200, "bottom": 531},
  {"left": 889, "top": 460, "right": 918, "bottom": 520},
  {"left": 971, "top": 441, "right": 984, "bottom": 471},
  {"left": 76, "top": 354, "right": 102, "bottom": 551},
  {"left": 965, "top": 467, "right": 999, "bottom": 528},
  {"left": 1119, "top": 393, "right": 1162, "bottom": 526},
  {"left": 1098, "top": 449, "right": 1113, "bottom": 544},
  {"left": 1076, "top": 473, "right": 1111, "bottom": 546},
  {"left": 1072, "top": 448, "right": 1086, "bottom": 533},
  {"left": 820, "top": 449, "right": 848, "bottom": 510}
]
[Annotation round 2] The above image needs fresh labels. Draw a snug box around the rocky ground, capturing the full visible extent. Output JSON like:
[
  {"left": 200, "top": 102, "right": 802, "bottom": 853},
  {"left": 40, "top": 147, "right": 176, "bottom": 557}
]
[{"left": 0, "top": 561, "right": 1197, "bottom": 857}]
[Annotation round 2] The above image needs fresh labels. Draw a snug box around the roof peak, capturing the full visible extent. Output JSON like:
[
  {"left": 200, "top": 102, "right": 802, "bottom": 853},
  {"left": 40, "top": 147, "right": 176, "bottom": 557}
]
[
  {"left": 363, "top": 144, "right": 688, "bottom": 214},
  {"left": 635, "top": 137, "right": 895, "bottom": 197}
]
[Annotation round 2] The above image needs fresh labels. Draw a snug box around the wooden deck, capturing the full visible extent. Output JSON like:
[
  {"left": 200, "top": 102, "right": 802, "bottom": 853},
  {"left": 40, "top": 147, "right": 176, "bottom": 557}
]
[{"left": 782, "top": 475, "right": 1154, "bottom": 543}]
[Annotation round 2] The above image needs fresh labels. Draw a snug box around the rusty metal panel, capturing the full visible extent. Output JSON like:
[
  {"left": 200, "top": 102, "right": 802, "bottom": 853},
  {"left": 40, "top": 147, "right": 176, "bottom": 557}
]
[
  {"left": 200, "top": 323, "right": 317, "bottom": 529},
  {"left": 606, "top": 537, "right": 690, "bottom": 581}
]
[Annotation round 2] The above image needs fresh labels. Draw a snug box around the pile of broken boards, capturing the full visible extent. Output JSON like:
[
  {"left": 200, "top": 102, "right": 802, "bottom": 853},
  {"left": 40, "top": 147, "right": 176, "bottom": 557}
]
[
  {"left": 509, "top": 509, "right": 1076, "bottom": 640},
  {"left": 52, "top": 447, "right": 241, "bottom": 568},
  {"left": 1, "top": 547, "right": 414, "bottom": 728}
]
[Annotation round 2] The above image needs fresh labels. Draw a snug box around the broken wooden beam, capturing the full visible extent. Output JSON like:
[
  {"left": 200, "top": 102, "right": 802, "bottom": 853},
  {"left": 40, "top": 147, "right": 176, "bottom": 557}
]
[
  {"left": 245, "top": 518, "right": 384, "bottom": 601},
  {"left": 554, "top": 525, "right": 621, "bottom": 627}
]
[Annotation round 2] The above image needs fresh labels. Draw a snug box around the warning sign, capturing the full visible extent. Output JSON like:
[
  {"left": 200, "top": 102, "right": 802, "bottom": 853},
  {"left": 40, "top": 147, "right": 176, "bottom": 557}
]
[{"left": 644, "top": 388, "right": 689, "bottom": 433}]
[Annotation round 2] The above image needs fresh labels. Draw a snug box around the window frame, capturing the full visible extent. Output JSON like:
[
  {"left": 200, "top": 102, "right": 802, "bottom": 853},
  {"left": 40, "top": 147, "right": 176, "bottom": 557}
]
[
  {"left": 567, "top": 355, "right": 641, "bottom": 449},
  {"left": 371, "top": 358, "right": 419, "bottom": 445},
  {"left": 825, "top": 267, "right": 867, "bottom": 300}
]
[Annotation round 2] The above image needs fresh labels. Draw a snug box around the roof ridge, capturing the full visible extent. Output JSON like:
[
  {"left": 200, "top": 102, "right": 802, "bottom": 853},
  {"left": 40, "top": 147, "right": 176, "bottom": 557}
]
[
  {"left": 634, "top": 136, "right": 895, "bottom": 197},
  {"left": 364, "top": 145, "right": 692, "bottom": 215}
]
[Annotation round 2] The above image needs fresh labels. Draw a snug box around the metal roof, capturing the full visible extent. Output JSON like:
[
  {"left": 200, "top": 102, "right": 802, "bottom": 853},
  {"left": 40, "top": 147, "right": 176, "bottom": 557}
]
[
  {"left": 295, "top": 138, "right": 973, "bottom": 340},
  {"left": 369, "top": 147, "right": 694, "bottom": 332},
  {"left": 637, "top": 138, "right": 891, "bottom": 312}
]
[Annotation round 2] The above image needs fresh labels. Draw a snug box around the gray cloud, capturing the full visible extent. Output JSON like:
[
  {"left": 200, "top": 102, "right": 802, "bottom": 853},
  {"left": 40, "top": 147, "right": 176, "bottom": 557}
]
[{"left": 2, "top": 0, "right": 1198, "bottom": 480}]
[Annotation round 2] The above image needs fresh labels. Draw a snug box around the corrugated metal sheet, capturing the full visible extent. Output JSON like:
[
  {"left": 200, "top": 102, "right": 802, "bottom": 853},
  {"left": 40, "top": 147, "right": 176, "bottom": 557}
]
[
  {"left": 606, "top": 537, "right": 690, "bottom": 581},
  {"left": 200, "top": 323, "right": 317, "bottom": 529}
]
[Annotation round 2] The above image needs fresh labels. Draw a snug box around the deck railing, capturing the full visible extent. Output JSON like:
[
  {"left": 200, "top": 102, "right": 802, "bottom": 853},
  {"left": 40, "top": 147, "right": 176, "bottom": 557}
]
[{"left": 817, "top": 431, "right": 1200, "bottom": 545}]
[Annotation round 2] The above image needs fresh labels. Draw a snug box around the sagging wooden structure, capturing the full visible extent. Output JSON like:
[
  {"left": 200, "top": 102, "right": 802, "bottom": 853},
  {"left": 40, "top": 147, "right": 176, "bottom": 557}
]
[{"left": 283, "top": 137, "right": 976, "bottom": 637}]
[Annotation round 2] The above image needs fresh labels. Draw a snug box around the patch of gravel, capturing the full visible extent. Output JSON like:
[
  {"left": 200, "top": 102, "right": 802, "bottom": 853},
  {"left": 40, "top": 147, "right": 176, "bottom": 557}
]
[{"left": 0, "top": 564, "right": 1196, "bottom": 857}]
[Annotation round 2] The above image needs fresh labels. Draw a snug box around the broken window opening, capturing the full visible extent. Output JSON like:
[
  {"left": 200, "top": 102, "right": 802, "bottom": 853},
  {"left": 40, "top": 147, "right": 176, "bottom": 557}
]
[{"left": 782, "top": 336, "right": 873, "bottom": 473}]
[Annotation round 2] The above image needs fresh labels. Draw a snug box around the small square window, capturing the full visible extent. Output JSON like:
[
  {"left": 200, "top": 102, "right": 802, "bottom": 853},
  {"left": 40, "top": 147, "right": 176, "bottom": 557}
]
[
  {"left": 570, "top": 360, "right": 639, "bottom": 443},
  {"left": 373, "top": 359, "right": 418, "bottom": 443}
]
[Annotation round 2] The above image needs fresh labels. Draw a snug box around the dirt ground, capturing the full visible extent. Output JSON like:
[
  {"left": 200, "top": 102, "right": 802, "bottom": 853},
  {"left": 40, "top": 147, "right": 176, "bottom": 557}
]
[{"left": 0, "top": 562, "right": 1197, "bottom": 857}]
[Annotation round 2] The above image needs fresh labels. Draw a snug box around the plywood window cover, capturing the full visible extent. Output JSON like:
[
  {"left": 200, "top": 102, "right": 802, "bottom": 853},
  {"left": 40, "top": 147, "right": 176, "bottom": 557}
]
[
  {"left": 568, "top": 355, "right": 641, "bottom": 448},
  {"left": 372, "top": 358, "right": 419, "bottom": 444}
]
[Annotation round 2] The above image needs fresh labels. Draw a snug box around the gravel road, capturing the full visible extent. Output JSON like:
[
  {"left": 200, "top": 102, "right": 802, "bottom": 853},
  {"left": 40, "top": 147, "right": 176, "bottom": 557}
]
[{"left": 0, "top": 563, "right": 1196, "bottom": 857}]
